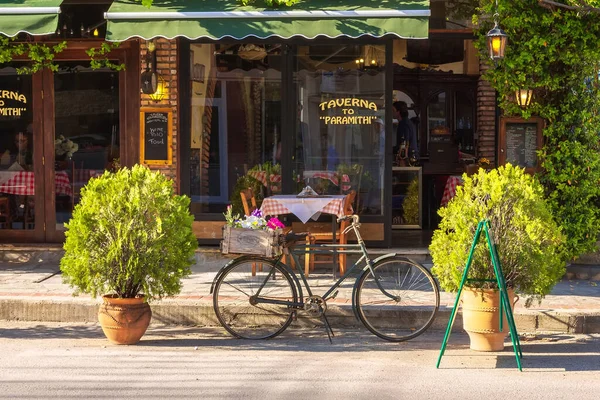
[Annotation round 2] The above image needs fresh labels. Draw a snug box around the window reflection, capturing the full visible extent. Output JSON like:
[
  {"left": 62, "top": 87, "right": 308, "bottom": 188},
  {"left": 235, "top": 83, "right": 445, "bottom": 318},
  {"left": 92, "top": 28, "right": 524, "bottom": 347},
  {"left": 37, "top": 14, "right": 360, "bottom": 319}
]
[
  {"left": 294, "top": 45, "right": 386, "bottom": 215},
  {"left": 54, "top": 62, "right": 120, "bottom": 228},
  {"left": 189, "top": 43, "right": 282, "bottom": 215}
]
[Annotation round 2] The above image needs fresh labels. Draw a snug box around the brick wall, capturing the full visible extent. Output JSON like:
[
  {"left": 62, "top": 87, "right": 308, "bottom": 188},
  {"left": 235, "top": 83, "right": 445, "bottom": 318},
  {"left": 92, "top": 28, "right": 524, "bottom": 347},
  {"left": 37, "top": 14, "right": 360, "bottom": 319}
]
[
  {"left": 477, "top": 62, "right": 497, "bottom": 165},
  {"left": 140, "top": 39, "right": 179, "bottom": 191}
]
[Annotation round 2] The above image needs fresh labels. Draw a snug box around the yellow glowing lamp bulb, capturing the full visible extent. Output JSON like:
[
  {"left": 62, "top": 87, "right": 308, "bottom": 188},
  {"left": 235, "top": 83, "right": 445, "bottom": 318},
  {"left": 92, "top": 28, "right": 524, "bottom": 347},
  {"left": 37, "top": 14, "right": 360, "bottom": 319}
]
[
  {"left": 355, "top": 59, "right": 360, "bottom": 65},
  {"left": 491, "top": 37, "right": 501, "bottom": 53},
  {"left": 371, "top": 59, "right": 376, "bottom": 65},
  {"left": 359, "top": 58, "right": 364, "bottom": 63}
]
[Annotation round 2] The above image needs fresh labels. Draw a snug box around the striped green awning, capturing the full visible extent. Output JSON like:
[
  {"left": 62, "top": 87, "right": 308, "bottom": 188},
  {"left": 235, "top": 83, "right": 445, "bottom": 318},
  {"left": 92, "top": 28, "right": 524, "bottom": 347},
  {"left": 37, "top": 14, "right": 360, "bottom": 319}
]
[
  {"left": 0, "top": 0, "right": 61, "bottom": 37},
  {"left": 105, "top": 0, "right": 430, "bottom": 42}
]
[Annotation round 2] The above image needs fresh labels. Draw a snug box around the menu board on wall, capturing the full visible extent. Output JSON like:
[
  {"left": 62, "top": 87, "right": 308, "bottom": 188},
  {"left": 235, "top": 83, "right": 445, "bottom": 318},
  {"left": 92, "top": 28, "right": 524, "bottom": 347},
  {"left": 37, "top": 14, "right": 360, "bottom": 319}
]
[
  {"left": 140, "top": 107, "right": 172, "bottom": 165},
  {"left": 499, "top": 117, "right": 544, "bottom": 172}
]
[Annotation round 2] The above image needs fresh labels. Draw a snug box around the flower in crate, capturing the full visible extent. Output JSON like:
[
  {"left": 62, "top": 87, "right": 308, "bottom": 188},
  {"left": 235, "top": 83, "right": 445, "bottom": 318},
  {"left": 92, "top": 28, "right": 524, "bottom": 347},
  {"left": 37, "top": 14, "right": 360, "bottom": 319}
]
[
  {"left": 267, "top": 217, "right": 285, "bottom": 230},
  {"left": 223, "top": 206, "right": 283, "bottom": 231}
]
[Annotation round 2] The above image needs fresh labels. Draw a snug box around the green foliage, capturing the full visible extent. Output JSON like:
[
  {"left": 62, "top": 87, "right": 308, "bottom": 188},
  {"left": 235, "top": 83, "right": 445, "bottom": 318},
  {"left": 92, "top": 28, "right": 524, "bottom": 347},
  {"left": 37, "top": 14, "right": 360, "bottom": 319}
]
[
  {"left": 231, "top": 174, "right": 264, "bottom": 216},
  {"left": 86, "top": 42, "right": 126, "bottom": 71},
  {"left": 430, "top": 164, "right": 567, "bottom": 306},
  {"left": 60, "top": 165, "right": 197, "bottom": 300},
  {"left": 474, "top": 0, "right": 600, "bottom": 260},
  {"left": 0, "top": 36, "right": 67, "bottom": 74},
  {"left": 403, "top": 178, "right": 420, "bottom": 225}
]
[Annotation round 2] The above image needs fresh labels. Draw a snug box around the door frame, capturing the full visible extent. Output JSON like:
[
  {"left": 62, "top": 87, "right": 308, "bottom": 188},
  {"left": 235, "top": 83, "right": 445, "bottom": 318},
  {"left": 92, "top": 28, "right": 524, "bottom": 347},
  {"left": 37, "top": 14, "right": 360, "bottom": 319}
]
[{"left": 0, "top": 40, "right": 140, "bottom": 243}]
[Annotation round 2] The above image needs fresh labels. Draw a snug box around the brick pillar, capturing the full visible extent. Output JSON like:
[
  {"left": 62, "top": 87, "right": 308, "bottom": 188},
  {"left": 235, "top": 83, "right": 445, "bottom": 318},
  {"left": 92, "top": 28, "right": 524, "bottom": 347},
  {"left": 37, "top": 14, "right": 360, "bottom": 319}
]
[
  {"left": 477, "top": 62, "right": 497, "bottom": 166},
  {"left": 140, "top": 39, "right": 179, "bottom": 190}
]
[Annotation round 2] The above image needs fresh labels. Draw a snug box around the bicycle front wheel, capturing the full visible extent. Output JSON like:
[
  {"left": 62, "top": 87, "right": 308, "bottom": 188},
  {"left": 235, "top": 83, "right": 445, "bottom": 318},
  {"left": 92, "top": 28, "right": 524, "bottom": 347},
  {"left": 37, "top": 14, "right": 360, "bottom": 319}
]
[
  {"left": 355, "top": 257, "right": 439, "bottom": 342},
  {"left": 212, "top": 257, "right": 298, "bottom": 339}
]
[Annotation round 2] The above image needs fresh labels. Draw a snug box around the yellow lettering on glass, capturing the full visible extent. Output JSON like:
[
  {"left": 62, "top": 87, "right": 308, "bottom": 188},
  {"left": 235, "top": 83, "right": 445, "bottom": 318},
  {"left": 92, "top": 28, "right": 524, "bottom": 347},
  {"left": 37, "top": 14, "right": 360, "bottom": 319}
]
[
  {"left": 319, "top": 97, "right": 378, "bottom": 125},
  {"left": 0, "top": 90, "right": 28, "bottom": 117}
]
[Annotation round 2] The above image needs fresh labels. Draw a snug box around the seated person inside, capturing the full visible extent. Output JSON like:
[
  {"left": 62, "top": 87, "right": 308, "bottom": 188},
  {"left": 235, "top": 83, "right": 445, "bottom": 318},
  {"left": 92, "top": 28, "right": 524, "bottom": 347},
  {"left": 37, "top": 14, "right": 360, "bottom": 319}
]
[{"left": 1, "top": 132, "right": 33, "bottom": 171}]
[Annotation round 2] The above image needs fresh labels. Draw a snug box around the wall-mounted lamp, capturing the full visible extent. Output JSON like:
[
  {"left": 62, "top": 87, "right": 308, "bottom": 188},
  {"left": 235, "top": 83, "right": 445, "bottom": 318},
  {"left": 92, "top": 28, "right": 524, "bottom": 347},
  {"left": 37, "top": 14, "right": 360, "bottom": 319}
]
[
  {"left": 515, "top": 88, "right": 533, "bottom": 108},
  {"left": 149, "top": 74, "right": 167, "bottom": 102}
]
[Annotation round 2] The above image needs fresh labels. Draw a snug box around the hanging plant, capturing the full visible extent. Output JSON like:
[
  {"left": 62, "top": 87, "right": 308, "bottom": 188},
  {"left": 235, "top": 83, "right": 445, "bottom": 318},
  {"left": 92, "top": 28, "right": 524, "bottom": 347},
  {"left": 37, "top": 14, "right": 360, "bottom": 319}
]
[
  {"left": 0, "top": 36, "right": 67, "bottom": 74},
  {"left": 86, "top": 42, "right": 126, "bottom": 71}
]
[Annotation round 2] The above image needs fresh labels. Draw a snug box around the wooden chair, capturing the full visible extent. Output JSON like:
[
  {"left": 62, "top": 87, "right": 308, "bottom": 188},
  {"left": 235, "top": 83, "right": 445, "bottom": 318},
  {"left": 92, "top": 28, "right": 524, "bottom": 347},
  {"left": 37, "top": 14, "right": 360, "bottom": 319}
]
[
  {"left": 240, "top": 188, "right": 257, "bottom": 216},
  {"left": 240, "top": 187, "right": 293, "bottom": 274},
  {"left": 0, "top": 197, "right": 11, "bottom": 229},
  {"left": 304, "top": 190, "right": 356, "bottom": 277}
]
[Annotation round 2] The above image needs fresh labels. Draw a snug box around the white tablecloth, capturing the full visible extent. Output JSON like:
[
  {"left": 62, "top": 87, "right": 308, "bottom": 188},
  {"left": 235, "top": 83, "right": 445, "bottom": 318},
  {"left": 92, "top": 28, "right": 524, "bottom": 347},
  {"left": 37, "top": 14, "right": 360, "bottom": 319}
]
[{"left": 260, "top": 194, "right": 346, "bottom": 223}]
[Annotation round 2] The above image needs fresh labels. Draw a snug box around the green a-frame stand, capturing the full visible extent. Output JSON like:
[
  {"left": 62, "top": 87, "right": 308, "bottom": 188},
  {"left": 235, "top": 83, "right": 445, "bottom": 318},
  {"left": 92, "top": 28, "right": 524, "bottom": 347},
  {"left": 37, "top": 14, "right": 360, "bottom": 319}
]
[{"left": 436, "top": 220, "right": 523, "bottom": 371}]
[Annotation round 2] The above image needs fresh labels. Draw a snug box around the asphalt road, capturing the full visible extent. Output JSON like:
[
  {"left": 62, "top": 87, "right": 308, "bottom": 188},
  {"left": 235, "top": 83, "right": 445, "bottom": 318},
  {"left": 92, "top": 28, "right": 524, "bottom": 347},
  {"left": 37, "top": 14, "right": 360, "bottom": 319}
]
[{"left": 0, "top": 321, "right": 599, "bottom": 399}]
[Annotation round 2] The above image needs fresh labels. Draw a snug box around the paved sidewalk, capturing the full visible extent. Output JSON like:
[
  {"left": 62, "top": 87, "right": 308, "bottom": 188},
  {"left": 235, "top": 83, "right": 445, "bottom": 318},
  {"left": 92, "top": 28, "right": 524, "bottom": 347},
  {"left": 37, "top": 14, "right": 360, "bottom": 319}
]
[{"left": 0, "top": 249, "right": 599, "bottom": 334}]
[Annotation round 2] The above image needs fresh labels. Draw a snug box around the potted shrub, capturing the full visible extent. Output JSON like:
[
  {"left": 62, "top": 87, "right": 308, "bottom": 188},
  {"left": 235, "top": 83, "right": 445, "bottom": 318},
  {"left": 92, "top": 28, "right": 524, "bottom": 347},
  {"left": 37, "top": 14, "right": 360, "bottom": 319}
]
[
  {"left": 60, "top": 165, "right": 197, "bottom": 345},
  {"left": 429, "top": 164, "right": 567, "bottom": 351}
]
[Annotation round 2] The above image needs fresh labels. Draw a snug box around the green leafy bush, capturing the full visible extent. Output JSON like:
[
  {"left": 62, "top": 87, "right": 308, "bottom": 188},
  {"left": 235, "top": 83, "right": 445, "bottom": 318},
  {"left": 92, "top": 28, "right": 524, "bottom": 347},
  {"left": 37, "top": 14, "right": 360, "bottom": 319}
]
[
  {"left": 474, "top": 0, "right": 600, "bottom": 259},
  {"left": 430, "top": 164, "right": 567, "bottom": 306},
  {"left": 60, "top": 165, "right": 197, "bottom": 300}
]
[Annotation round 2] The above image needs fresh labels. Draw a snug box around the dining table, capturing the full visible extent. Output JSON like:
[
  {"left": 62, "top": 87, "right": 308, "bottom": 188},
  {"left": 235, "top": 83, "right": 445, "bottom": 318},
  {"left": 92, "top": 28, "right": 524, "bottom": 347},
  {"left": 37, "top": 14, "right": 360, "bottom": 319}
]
[
  {"left": 440, "top": 175, "right": 463, "bottom": 207},
  {"left": 260, "top": 194, "right": 349, "bottom": 277},
  {"left": 260, "top": 194, "right": 347, "bottom": 224},
  {"left": 0, "top": 170, "right": 72, "bottom": 196}
]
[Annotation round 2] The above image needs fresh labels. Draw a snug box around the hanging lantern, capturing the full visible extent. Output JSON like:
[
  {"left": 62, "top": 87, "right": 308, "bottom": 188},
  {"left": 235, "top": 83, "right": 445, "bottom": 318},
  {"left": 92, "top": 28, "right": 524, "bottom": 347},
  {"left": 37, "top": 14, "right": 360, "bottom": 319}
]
[
  {"left": 486, "top": 21, "right": 508, "bottom": 60},
  {"left": 515, "top": 88, "right": 533, "bottom": 108}
]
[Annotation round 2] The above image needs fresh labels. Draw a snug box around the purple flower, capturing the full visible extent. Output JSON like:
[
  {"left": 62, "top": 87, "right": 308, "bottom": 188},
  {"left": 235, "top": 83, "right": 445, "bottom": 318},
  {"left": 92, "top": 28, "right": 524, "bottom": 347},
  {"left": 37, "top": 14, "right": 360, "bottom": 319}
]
[{"left": 251, "top": 209, "right": 263, "bottom": 218}]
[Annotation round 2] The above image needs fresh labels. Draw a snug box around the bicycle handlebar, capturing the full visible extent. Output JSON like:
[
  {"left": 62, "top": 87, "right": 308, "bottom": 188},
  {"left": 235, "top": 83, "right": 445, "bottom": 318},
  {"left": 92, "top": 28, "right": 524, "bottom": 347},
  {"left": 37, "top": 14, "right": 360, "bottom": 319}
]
[{"left": 337, "top": 215, "right": 359, "bottom": 224}]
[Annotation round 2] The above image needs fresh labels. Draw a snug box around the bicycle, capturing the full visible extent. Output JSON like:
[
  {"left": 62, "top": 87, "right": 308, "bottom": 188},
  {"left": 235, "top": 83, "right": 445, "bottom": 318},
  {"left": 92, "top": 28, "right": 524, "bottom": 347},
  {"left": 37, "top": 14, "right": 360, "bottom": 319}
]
[{"left": 211, "top": 215, "right": 440, "bottom": 342}]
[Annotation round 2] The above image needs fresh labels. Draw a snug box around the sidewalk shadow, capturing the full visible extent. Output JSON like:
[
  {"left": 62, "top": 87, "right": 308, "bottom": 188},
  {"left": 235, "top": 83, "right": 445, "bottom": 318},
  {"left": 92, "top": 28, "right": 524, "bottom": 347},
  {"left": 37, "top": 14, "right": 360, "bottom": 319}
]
[
  {"left": 494, "top": 335, "right": 600, "bottom": 371},
  {"left": 140, "top": 326, "right": 465, "bottom": 353},
  {"left": 0, "top": 323, "right": 458, "bottom": 353},
  {"left": 0, "top": 323, "right": 104, "bottom": 340}
]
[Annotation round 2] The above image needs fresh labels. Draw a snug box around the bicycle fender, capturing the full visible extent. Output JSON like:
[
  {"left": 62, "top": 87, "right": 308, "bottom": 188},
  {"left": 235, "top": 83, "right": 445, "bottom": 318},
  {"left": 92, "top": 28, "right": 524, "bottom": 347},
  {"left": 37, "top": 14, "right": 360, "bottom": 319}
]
[{"left": 350, "top": 253, "right": 416, "bottom": 320}]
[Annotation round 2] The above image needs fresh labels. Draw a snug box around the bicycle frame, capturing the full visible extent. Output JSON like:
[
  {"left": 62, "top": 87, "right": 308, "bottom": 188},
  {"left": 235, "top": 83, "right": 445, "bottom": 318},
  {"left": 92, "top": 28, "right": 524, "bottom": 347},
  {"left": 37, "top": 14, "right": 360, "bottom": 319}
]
[{"left": 253, "top": 219, "right": 400, "bottom": 310}]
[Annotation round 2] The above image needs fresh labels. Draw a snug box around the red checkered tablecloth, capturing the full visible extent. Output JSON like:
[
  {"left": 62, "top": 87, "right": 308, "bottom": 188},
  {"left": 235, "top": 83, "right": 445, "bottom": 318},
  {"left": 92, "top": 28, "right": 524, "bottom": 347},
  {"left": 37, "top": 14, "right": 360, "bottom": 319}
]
[
  {"left": 247, "top": 171, "right": 281, "bottom": 192},
  {"left": 303, "top": 170, "right": 351, "bottom": 191},
  {"left": 0, "top": 171, "right": 72, "bottom": 196},
  {"left": 260, "top": 194, "right": 347, "bottom": 224},
  {"left": 440, "top": 175, "right": 463, "bottom": 207}
]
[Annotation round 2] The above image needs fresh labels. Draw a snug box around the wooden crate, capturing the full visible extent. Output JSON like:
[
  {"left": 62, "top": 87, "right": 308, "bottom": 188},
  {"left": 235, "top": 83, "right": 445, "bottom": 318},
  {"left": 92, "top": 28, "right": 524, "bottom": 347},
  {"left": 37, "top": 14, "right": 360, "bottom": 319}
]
[{"left": 220, "top": 226, "right": 282, "bottom": 258}]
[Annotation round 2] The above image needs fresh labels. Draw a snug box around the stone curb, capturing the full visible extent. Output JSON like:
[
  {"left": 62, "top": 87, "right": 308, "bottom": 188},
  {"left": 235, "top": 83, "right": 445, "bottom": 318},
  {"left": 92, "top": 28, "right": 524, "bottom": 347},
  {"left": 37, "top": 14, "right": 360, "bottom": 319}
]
[{"left": 2, "top": 299, "right": 599, "bottom": 334}]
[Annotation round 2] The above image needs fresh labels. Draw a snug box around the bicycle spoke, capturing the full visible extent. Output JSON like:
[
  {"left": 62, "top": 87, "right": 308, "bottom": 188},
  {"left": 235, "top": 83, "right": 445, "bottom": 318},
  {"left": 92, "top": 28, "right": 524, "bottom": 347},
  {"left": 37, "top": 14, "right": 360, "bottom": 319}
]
[
  {"left": 356, "top": 258, "right": 439, "bottom": 342},
  {"left": 213, "top": 259, "right": 297, "bottom": 339}
]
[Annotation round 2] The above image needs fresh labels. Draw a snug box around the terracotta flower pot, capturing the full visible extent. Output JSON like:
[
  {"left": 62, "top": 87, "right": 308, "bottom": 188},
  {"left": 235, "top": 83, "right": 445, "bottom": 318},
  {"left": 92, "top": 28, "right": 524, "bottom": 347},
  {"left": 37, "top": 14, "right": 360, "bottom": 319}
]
[
  {"left": 461, "top": 287, "right": 518, "bottom": 352},
  {"left": 98, "top": 295, "right": 152, "bottom": 345}
]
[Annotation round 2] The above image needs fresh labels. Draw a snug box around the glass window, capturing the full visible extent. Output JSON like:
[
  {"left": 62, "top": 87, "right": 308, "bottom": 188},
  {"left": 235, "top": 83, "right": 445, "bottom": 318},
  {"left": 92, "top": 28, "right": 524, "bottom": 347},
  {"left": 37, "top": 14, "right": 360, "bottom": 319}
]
[
  {"left": 189, "top": 43, "right": 282, "bottom": 214},
  {"left": 0, "top": 65, "right": 34, "bottom": 229},
  {"left": 293, "top": 44, "right": 386, "bottom": 215},
  {"left": 54, "top": 62, "right": 120, "bottom": 229}
]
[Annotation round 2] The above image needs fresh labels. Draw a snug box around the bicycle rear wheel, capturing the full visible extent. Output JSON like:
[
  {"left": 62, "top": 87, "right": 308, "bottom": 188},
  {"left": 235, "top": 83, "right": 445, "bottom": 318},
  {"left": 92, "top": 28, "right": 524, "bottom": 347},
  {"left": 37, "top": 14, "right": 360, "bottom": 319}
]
[
  {"left": 355, "top": 257, "right": 439, "bottom": 342},
  {"left": 212, "top": 257, "right": 298, "bottom": 339}
]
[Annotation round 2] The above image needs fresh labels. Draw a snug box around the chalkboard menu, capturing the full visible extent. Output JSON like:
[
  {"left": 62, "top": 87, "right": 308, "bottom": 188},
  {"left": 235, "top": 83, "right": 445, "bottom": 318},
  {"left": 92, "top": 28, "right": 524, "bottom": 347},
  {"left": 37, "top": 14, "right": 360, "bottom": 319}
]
[
  {"left": 140, "top": 107, "right": 172, "bottom": 165},
  {"left": 499, "top": 117, "right": 544, "bottom": 173}
]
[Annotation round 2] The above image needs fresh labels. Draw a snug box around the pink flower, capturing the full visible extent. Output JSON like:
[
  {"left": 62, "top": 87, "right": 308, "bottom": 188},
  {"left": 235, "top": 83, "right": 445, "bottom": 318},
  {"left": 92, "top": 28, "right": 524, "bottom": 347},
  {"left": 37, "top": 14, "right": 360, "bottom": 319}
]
[{"left": 267, "top": 217, "right": 285, "bottom": 230}]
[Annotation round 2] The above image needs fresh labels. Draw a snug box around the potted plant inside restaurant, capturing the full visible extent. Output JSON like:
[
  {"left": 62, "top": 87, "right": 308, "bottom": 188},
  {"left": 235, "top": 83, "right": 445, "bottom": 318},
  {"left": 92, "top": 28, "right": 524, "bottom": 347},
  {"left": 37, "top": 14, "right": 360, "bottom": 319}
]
[
  {"left": 60, "top": 165, "right": 197, "bottom": 344},
  {"left": 429, "top": 164, "right": 567, "bottom": 351}
]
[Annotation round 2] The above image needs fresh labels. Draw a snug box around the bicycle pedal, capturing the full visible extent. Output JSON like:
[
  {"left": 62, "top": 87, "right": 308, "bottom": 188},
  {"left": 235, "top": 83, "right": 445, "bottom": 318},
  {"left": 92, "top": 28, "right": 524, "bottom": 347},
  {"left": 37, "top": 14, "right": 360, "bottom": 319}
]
[{"left": 291, "top": 311, "right": 297, "bottom": 321}]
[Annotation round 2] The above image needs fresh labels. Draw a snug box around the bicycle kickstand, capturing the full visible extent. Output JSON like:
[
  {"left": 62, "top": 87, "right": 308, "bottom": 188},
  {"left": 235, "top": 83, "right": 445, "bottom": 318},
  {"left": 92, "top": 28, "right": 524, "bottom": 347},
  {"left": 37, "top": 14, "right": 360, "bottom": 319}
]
[{"left": 321, "top": 313, "right": 335, "bottom": 344}]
